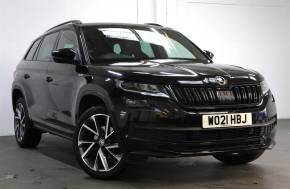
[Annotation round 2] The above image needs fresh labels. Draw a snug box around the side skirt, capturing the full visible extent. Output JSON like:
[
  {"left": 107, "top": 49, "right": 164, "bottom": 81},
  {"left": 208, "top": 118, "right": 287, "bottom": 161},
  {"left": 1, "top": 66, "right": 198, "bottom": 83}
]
[{"left": 33, "top": 120, "right": 74, "bottom": 140}]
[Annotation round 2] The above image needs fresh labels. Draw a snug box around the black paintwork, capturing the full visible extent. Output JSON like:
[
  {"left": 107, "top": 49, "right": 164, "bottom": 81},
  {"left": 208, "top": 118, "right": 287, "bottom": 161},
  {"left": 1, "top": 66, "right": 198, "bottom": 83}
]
[{"left": 12, "top": 21, "right": 277, "bottom": 157}]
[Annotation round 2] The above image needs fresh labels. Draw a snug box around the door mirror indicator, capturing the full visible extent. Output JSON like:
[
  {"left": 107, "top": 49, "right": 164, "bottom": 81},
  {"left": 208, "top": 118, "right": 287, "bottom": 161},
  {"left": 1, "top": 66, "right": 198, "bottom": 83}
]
[{"left": 52, "top": 48, "right": 76, "bottom": 64}]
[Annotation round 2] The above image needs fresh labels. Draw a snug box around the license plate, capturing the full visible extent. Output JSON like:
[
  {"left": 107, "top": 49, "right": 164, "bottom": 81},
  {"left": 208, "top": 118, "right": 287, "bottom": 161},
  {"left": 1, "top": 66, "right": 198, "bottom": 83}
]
[{"left": 202, "top": 113, "right": 252, "bottom": 128}]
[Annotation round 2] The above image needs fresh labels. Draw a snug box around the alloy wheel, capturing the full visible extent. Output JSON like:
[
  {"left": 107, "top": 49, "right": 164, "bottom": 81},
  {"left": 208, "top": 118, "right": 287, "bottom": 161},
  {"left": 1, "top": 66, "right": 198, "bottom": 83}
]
[
  {"left": 78, "top": 114, "right": 122, "bottom": 172},
  {"left": 14, "top": 103, "right": 26, "bottom": 142}
]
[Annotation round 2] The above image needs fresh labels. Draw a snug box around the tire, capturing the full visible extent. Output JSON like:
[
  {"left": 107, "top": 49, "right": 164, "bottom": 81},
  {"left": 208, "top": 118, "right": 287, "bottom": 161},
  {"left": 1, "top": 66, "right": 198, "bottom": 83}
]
[
  {"left": 73, "top": 106, "right": 126, "bottom": 179},
  {"left": 213, "top": 150, "right": 265, "bottom": 165},
  {"left": 14, "top": 98, "right": 42, "bottom": 148}
]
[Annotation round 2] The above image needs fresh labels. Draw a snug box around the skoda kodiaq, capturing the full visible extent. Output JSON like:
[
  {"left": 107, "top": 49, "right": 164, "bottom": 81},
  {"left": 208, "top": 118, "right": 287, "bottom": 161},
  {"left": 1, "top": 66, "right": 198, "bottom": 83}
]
[{"left": 12, "top": 20, "right": 277, "bottom": 179}]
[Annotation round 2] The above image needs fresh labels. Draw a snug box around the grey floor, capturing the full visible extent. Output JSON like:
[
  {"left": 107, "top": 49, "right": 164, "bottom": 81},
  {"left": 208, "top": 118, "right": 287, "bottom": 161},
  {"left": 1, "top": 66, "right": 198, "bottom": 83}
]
[{"left": 0, "top": 120, "right": 289, "bottom": 189}]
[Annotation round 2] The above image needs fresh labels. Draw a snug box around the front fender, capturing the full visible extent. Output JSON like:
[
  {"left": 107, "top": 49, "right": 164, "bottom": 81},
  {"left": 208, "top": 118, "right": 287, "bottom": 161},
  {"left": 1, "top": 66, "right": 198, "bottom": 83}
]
[{"left": 74, "top": 83, "right": 115, "bottom": 124}]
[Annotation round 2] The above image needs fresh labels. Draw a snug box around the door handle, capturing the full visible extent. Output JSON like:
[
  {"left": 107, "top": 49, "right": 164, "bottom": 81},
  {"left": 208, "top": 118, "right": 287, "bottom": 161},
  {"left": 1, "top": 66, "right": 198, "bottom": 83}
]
[
  {"left": 24, "top": 74, "right": 30, "bottom": 79},
  {"left": 46, "top": 76, "right": 53, "bottom": 82}
]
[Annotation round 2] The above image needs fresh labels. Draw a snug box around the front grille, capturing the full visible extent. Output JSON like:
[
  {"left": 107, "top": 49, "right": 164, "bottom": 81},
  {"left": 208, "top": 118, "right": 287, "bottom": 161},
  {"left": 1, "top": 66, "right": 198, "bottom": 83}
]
[{"left": 170, "top": 85, "right": 261, "bottom": 107}]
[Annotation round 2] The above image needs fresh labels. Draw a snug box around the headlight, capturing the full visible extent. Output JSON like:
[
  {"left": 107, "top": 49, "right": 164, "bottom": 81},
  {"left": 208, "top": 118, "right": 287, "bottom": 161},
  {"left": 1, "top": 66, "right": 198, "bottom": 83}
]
[
  {"left": 260, "top": 80, "right": 270, "bottom": 95},
  {"left": 117, "top": 81, "right": 169, "bottom": 98}
]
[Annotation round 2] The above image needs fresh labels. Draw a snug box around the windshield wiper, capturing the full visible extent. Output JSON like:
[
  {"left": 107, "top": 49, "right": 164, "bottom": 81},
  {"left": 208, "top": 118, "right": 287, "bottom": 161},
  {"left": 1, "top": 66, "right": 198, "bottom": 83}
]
[{"left": 165, "top": 58, "right": 210, "bottom": 62}]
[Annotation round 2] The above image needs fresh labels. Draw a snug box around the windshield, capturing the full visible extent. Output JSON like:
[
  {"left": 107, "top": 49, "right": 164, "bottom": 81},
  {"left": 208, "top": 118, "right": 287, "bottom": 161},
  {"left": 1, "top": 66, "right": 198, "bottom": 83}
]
[{"left": 82, "top": 26, "right": 209, "bottom": 63}]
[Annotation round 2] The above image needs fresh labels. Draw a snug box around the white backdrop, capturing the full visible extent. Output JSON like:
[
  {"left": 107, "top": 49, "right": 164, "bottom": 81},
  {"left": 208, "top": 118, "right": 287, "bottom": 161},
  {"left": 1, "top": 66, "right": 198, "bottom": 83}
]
[
  {"left": 171, "top": 0, "right": 290, "bottom": 119},
  {"left": 0, "top": 0, "right": 289, "bottom": 136}
]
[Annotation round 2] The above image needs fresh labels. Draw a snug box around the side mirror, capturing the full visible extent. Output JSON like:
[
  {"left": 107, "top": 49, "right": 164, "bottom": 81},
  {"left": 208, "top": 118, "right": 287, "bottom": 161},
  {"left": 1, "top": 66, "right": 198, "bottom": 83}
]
[
  {"left": 52, "top": 48, "right": 76, "bottom": 64},
  {"left": 204, "top": 50, "right": 214, "bottom": 59}
]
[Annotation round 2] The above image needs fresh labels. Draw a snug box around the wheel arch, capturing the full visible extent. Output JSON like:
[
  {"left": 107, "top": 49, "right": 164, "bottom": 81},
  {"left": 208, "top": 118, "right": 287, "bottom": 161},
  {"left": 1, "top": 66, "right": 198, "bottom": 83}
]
[
  {"left": 75, "top": 87, "right": 115, "bottom": 123},
  {"left": 12, "top": 85, "right": 27, "bottom": 112}
]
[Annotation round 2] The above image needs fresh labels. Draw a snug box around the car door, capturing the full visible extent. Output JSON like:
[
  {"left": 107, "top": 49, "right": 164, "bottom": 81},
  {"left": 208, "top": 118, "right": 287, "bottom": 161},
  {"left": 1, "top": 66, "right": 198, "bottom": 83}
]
[
  {"left": 24, "top": 32, "right": 59, "bottom": 125},
  {"left": 45, "top": 29, "right": 82, "bottom": 134},
  {"left": 20, "top": 38, "right": 43, "bottom": 121}
]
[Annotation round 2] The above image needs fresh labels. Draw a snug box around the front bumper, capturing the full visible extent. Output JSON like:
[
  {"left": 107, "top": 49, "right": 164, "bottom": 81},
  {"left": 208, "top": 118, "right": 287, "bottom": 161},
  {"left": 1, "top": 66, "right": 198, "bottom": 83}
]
[
  {"left": 113, "top": 90, "right": 277, "bottom": 157},
  {"left": 127, "top": 119, "right": 276, "bottom": 157}
]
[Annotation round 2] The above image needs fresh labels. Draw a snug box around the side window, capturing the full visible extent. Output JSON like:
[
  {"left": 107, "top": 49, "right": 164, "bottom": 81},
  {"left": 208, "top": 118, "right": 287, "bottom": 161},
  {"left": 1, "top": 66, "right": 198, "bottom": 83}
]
[
  {"left": 57, "top": 30, "right": 79, "bottom": 52},
  {"left": 57, "top": 30, "right": 79, "bottom": 61},
  {"left": 37, "top": 32, "right": 59, "bottom": 61},
  {"left": 25, "top": 39, "right": 41, "bottom": 61}
]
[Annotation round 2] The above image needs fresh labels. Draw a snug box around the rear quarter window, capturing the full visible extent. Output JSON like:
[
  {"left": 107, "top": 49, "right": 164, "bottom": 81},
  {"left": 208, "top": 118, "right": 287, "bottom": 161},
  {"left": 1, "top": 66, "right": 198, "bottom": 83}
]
[{"left": 25, "top": 39, "right": 41, "bottom": 61}]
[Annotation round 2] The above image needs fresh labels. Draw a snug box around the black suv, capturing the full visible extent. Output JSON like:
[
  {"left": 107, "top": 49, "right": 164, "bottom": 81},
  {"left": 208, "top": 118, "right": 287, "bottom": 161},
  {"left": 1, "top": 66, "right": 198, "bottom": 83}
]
[{"left": 12, "top": 20, "right": 277, "bottom": 179}]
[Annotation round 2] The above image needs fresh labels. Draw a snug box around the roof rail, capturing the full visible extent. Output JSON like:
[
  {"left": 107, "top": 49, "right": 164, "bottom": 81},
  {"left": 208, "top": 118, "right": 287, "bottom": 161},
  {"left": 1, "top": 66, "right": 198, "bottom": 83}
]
[
  {"left": 46, "top": 20, "right": 82, "bottom": 32},
  {"left": 145, "top": 23, "right": 163, "bottom": 27}
]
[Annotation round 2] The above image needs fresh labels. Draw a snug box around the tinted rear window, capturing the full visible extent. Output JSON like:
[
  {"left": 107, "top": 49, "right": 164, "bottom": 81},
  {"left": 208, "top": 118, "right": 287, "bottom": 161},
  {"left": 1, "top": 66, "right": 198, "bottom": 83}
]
[{"left": 25, "top": 39, "right": 41, "bottom": 61}]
